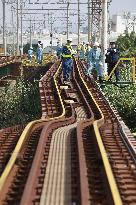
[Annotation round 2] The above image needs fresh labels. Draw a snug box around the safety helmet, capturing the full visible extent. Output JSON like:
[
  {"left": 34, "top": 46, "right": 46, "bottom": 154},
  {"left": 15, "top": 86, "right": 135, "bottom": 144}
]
[
  {"left": 38, "top": 43, "right": 42, "bottom": 47},
  {"left": 30, "top": 47, "right": 33, "bottom": 50},
  {"left": 93, "top": 42, "right": 99, "bottom": 47},
  {"left": 67, "top": 37, "right": 72, "bottom": 42},
  {"left": 99, "top": 62, "right": 103, "bottom": 66},
  {"left": 110, "top": 42, "right": 116, "bottom": 45},
  {"left": 86, "top": 42, "right": 90, "bottom": 45}
]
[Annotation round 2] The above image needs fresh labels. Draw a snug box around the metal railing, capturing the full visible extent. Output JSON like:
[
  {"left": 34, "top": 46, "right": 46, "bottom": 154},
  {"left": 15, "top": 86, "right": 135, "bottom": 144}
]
[{"left": 105, "top": 58, "right": 136, "bottom": 83}]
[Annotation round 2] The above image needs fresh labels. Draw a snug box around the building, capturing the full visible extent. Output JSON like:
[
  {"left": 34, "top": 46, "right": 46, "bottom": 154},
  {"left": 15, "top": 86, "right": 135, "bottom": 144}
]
[{"left": 111, "top": 12, "right": 136, "bottom": 34}]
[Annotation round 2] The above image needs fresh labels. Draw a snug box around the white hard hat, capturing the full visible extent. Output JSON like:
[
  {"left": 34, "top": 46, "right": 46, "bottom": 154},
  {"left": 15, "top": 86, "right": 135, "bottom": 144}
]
[
  {"left": 30, "top": 47, "right": 33, "bottom": 50},
  {"left": 99, "top": 62, "right": 103, "bottom": 66},
  {"left": 86, "top": 42, "right": 90, "bottom": 44},
  {"left": 67, "top": 37, "right": 72, "bottom": 42},
  {"left": 94, "top": 42, "right": 99, "bottom": 47}
]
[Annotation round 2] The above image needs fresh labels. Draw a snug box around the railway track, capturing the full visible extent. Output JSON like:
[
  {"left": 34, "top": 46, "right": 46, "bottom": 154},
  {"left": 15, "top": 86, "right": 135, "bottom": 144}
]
[
  {"left": 0, "top": 56, "right": 26, "bottom": 67},
  {"left": 77, "top": 60, "right": 136, "bottom": 204},
  {"left": 39, "top": 61, "right": 64, "bottom": 118},
  {"left": 0, "top": 59, "right": 135, "bottom": 205},
  {"left": 0, "top": 125, "right": 26, "bottom": 175}
]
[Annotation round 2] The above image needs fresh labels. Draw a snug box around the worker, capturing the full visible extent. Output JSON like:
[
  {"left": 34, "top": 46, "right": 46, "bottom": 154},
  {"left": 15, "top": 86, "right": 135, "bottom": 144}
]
[
  {"left": 28, "top": 47, "right": 33, "bottom": 62},
  {"left": 85, "top": 42, "right": 91, "bottom": 67},
  {"left": 79, "top": 42, "right": 86, "bottom": 60},
  {"left": 36, "top": 43, "right": 43, "bottom": 64},
  {"left": 56, "top": 41, "right": 62, "bottom": 59},
  {"left": 61, "top": 38, "right": 75, "bottom": 82},
  {"left": 105, "top": 42, "right": 120, "bottom": 81},
  {"left": 77, "top": 42, "right": 82, "bottom": 58},
  {"left": 87, "top": 42, "right": 104, "bottom": 82}
]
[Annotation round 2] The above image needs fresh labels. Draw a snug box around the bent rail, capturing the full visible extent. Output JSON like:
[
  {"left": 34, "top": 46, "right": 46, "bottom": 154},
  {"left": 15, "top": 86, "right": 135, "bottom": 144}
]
[
  {"left": 75, "top": 59, "right": 123, "bottom": 205},
  {"left": 0, "top": 62, "right": 65, "bottom": 192}
]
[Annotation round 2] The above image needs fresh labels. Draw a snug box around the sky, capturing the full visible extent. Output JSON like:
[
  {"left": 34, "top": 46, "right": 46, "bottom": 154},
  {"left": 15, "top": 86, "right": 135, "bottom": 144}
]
[
  {"left": 109, "top": 0, "right": 136, "bottom": 16},
  {"left": 0, "top": 0, "right": 136, "bottom": 32}
]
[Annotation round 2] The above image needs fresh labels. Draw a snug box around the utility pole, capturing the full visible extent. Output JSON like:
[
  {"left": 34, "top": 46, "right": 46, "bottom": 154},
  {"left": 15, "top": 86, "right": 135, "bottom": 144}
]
[
  {"left": 17, "top": 0, "right": 19, "bottom": 55},
  {"left": 11, "top": 6, "right": 15, "bottom": 55},
  {"left": 67, "top": 1, "right": 70, "bottom": 39},
  {"left": 50, "top": 13, "right": 53, "bottom": 55},
  {"left": 99, "top": 15, "right": 103, "bottom": 46},
  {"left": 11, "top": 7, "right": 15, "bottom": 56},
  {"left": 77, "top": 0, "right": 80, "bottom": 44},
  {"left": 102, "top": 0, "right": 108, "bottom": 74},
  {"left": 44, "top": 14, "right": 46, "bottom": 29},
  {"left": 3, "top": 0, "right": 6, "bottom": 55},
  {"left": 30, "top": 19, "right": 32, "bottom": 47},
  {"left": 20, "top": 3, "right": 23, "bottom": 55},
  {"left": 132, "top": 17, "right": 136, "bottom": 32},
  {"left": 34, "top": 17, "right": 35, "bottom": 30},
  {"left": 48, "top": 10, "right": 50, "bottom": 24},
  {"left": 88, "top": 0, "right": 91, "bottom": 43},
  {"left": 124, "top": 12, "right": 132, "bottom": 33}
]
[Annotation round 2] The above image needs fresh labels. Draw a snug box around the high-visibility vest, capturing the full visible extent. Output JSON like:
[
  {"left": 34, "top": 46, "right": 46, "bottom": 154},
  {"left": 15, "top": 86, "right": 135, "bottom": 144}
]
[{"left": 62, "top": 44, "right": 73, "bottom": 58}]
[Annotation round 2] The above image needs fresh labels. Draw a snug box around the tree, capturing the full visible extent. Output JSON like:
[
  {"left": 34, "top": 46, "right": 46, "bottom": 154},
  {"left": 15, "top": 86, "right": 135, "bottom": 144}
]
[
  {"left": 0, "top": 78, "right": 41, "bottom": 129},
  {"left": 116, "top": 32, "right": 136, "bottom": 57},
  {"left": 103, "top": 84, "right": 136, "bottom": 132}
]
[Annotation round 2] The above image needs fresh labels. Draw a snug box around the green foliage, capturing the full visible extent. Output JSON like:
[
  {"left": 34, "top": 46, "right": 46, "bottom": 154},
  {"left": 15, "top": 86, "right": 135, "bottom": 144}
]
[
  {"left": 0, "top": 78, "right": 41, "bottom": 129},
  {"left": 116, "top": 32, "right": 136, "bottom": 57},
  {"left": 103, "top": 84, "right": 136, "bottom": 132}
]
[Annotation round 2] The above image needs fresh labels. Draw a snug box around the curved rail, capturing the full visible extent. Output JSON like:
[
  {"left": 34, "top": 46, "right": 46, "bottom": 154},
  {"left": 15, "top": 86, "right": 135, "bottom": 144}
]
[
  {"left": 79, "top": 59, "right": 136, "bottom": 204},
  {"left": 0, "top": 58, "right": 135, "bottom": 205},
  {"left": 75, "top": 59, "right": 123, "bottom": 205},
  {"left": 0, "top": 62, "right": 65, "bottom": 192}
]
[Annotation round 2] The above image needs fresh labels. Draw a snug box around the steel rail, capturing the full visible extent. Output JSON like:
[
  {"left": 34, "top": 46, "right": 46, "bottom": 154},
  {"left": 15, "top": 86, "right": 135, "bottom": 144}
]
[
  {"left": 75, "top": 59, "right": 123, "bottom": 205},
  {"left": 76, "top": 120, "right": 93, "bottom": 205},
  {"left": 20, "top": 113, "right": 76, "bottom": 205},
  {"left": 0, "top": 62, "right": 65, "bottom": 192},
  {"left": 99, "top": 89, "right": 136, "bottom": 164}
]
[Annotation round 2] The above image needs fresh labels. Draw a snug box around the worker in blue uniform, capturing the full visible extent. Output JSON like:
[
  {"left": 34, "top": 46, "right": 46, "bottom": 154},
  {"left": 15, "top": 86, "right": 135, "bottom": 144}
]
[
  {"left": 87, "top": 42, "right": 103, "bottom": 82},
  {"left": 36, "top": 43, "right": 43, "bottom": 64},
  {"left": 85, "top": 42, "right": 91, "bottom": 67},
  {"left": 79, "top": 42, "right": 86, "bottom": 60},
  {"left": 56, "top": 42, "right": 62, "bottom": 59},
  {"left": 61, "top": 38, "right": 75, "bottom": 82},
  {"left": 28, "top": 47, "right": 33, "bottom": 62},
  {"left": 105, "top": 42, "right": 120, "bottom": 81}
]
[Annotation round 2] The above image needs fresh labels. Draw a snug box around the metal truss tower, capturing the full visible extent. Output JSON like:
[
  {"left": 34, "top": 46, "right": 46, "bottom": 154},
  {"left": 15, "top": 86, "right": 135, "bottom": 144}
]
[
  {"left": 88, "top": 0, "right": 112, "bottom": 74},
  {"left": 88, "top": 0, "right": 112, "bottom": 43}
]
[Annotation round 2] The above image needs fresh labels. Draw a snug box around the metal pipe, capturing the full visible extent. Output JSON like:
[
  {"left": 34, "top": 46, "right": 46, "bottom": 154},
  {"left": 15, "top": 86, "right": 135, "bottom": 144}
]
[
  {"left": 4, "top": 37, "right": 7, "bottom": 56},
  {"left": 44, "top": 14, "right": 46, "bottom": 29},
  {"left": 30, "top": 19, "right": 32, "bottom": 47},
  {"left": 20, "top": 3, "right": 23, "bottom": 55},
  {"left": 67, "top": 2, "right": 69, "bottom": 39},
  {"left": 50, "top": 13, "right": 53, "bottom": 55},
  {"left": 3, "top": 0, "right": 6, "bottom": 55},
  {"left": 90, "top": 1, "right": 93, "bottom": 42},
  {"left": 11, "top": 7, "right": 15, "bottom": 55},
  {"left": 88, "top": 0, "right": 91, "bottom": 42},
  {"left": 17, "top": 0, "right": 19, "bottom": 55},
  {"left": 77, "top": 0, "right": 80, "bottom": 44},
  {"left": 102, "top": 0, "right": 108, "bottom": 74}
]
